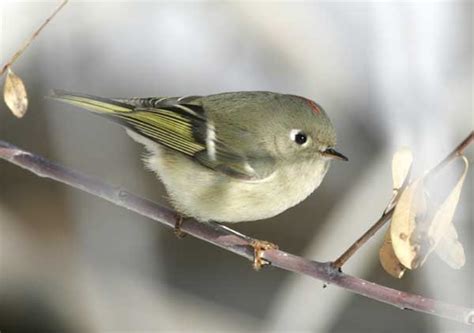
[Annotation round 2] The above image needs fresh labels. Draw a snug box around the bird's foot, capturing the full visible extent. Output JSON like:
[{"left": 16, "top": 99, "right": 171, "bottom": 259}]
[
  {"left": 174, "top": 215, "right": 187, "bottom": 239},
  {"left": 250, "top": 239, "right": 279, "bottom": 271}
]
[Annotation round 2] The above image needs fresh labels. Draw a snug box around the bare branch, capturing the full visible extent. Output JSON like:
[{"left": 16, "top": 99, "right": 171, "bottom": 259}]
[
  {"left": 333, "top": 131, "right": 474, "bottom": 268},
  {"left": 0, "top": 138, "right": 472, "bottom": 325}
]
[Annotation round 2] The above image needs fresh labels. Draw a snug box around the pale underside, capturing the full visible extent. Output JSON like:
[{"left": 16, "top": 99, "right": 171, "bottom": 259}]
[{"left": 127, "top": 130, "right": 330, "bottom": 223}]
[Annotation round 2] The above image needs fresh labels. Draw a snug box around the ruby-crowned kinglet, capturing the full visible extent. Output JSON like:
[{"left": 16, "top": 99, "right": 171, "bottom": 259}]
[{"left": 51, "top": 90, "right": 347, "bottom": 223}]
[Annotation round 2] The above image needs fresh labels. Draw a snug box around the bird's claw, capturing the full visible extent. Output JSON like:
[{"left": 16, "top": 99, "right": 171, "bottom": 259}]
[
  {"left": 250, "top": 239, "right": 278, "bottom": 270},
  {"left": 174, "top": 215, "right": 187, "bottom": 239}
]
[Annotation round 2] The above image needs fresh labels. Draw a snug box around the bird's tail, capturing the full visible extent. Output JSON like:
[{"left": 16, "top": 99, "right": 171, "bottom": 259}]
[{"left": 49, "top": 89, "right": 134, "bottom": 115}]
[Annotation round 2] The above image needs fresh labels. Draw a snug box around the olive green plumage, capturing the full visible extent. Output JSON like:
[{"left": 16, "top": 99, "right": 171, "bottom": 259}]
[{"left": 51, "top": 90, "right": 346, "bottom": 222}]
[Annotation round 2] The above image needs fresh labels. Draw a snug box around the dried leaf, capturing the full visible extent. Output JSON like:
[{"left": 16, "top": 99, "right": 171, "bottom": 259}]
[
  {"left": 390, "top": 156, "right": 468, "bottom": 271},
  {"left": 385, "top": 147, "right": 414, "bottom": 213},
  {"left": 379, "top": 230, "right": 406, "bottom": 278},
  {"left": 390, "top": 178, "right": 426, "bottom": 269},
  {"left": 435, "top": 223, "right": 465, "bottom": 269},
  {"left": 427, "top": 156, "right": 468, "bottom": 268},
  {"left": 392, "top": 147, "right": 413, "bottom": 190},
  {"left": 3, "top": 67, "right": 28, "bottom": 118}
]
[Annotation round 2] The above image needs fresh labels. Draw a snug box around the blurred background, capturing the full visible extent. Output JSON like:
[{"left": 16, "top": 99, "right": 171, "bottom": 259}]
[{"left": 0, "top": 1, "right": 472, "bottom": 332}]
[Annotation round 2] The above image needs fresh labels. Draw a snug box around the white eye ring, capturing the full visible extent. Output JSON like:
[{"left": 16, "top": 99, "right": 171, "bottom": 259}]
[{"left": 289, "top": 129, "right": 309, "bottom": 146}]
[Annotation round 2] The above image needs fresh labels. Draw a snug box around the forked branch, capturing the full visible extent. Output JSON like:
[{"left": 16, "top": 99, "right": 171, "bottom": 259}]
[{"left": 0, "top": 133, "right": 472, "bottom": 325}]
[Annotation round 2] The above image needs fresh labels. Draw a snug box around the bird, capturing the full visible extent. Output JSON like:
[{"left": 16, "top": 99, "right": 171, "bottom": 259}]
[{"left": 51, "top": 90, "right": 347, "bottom": 268}]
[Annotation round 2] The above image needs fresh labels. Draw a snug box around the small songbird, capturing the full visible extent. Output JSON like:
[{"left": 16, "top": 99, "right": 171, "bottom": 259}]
[{"left": 51, "top": 90, "right": 347, "bottom": 225}]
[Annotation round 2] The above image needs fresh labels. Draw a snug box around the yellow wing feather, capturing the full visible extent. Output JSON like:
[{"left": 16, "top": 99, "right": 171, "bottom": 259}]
[{"left": 50, "top": 90, "right": 206, "bottom": 157}]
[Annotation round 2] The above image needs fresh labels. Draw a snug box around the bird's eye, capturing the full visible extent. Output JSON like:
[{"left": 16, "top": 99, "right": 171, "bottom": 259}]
[
  {"left": 289, "top": 129, "right": 309, "bottom": 146},
  {"left": 294, "top": 132, "right": 307, "bottom": 145}
]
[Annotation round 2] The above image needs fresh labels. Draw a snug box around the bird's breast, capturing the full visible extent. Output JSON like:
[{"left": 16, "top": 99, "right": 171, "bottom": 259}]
[{"left": 266, "top": 159, "right": 330, "bottom": 214}]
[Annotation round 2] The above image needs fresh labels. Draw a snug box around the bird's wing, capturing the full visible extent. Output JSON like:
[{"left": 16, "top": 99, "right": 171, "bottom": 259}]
[{"left": 50, "top": 90, "right": 275, "bottom": 181}]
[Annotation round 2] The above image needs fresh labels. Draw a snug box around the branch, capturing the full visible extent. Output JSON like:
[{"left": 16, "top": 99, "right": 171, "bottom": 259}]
[
  {"left": 0, "top": 139, "right": 472, "bottom": 325},
  {"left": 0, "top": 0, "right": 68, "bottom": 77},
  {"left": 333, "top": 131, "right": 474, "bottom": 268}
]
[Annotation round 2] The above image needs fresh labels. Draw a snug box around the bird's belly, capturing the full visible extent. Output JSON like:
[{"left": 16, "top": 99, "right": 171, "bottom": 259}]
[
  {"left": 156, "top": 156, "right": 328, "bottom": 223},
  {"left": 130, "top": 133, "right": 329, "bottom": 223}
]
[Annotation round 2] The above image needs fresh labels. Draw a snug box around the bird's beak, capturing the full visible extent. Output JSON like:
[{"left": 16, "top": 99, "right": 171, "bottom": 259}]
[{"left": 322, "top": 148, "right": 348, "bottom": 161}]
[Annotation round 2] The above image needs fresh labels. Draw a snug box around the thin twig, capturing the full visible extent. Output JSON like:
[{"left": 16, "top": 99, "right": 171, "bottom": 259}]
[
  {"left": 332, "top": 207, "right": 395, "bottom": 269},
  {"left": 332, "top": 131, "right": 474, "bottom": 268},
  {"left": 425, "top": 131, "right": 474, "bottom": 181},
  {"left": 0, "top": 0, "right": 68, "bottom": 76},
  {"left": 0, "top": 139, "right": 472, "bottom": 324}
]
